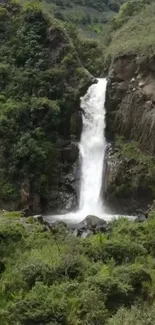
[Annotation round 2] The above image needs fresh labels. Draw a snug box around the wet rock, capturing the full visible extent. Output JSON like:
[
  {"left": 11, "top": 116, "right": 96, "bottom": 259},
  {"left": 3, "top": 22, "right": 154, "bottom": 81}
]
[
  {"left": 61, "top": 143, "right": 79, "bottom": 164},
  {"left": 139, "top": 81, "right": 145, "bottom": 87},
  {"left": 135, "top": 215, "right": 147, "bottom": 223},
  {"left": 42, "top": 224, "right": 51, "bottom": 232},
  {"left": 48, "top": 189, "right": 77, "bottom": 213},
  {"left": 81, "top": 229, "right": 92, "bottom": 238},
  {"left": 48, "top": 221, "right": 69, "bottom": 235},
  {"left": 77, "top": 215, "right": 107, "bottom": 234},
  {"left": 70, "top": 111, "right": 82, "bottom": 140},
  {"left": 33, "top": 215, "right": 43, "bottom": 223}
]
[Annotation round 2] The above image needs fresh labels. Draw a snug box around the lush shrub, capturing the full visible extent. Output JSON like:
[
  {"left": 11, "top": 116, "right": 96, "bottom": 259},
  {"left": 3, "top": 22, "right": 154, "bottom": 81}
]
[
  {"left": 0, "top": 0, "right": 91, "bottom": 210},
  {"left": 1, "top": 216, "right": 155, "bottom": 324},
  {"left": 9, "top": 282, "right": 68, "bottom": 325},
  {"left": 107, "top": 304, "right": 155, "bottom": 325},
  {"left": 83, "top": 235, "right": 146, "bottom": 264}
]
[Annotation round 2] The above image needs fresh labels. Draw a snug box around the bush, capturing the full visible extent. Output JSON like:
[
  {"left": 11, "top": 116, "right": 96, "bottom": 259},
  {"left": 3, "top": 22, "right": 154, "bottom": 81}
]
[
  {"left": 83, "top": 235, "right": 146, "bottom": 264},
  {"left": 107, "top": 304, "right": 155, "bottom": 325},
  {"left": 10, "top": 282, "right": 68, "bottom": 325}
]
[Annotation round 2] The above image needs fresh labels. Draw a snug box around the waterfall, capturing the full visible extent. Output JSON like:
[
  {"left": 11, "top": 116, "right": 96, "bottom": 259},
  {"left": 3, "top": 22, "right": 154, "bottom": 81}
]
[
  {"left": 78, "top": 78, "right": 107, "bottom": 216},
  {"left": 45, "top": 78, "right": 112, "bottom": 223},
  {"left": 44, "top": 78, "right": 135, "bottom": 224}
]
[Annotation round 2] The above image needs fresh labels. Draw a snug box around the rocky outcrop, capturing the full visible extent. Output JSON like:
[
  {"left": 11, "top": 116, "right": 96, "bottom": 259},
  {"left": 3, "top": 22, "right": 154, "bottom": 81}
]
[
  {"left": 105, "top": 146, "right": 154, "bottom": 214},
  {"left": 75, "top": 215, "right": 108, "bottom": 237},
  {"left": 37, "top": 214, "right": 108, "bottom": 237},
  {"left": 105, "top": 54, "right": 155, "bottom": 214},
  {"left": 106, "top": 55, "right": 155, "bottom": 152},
  {"left": 32, "top": 213, "right": 148, "bottom": 239}
]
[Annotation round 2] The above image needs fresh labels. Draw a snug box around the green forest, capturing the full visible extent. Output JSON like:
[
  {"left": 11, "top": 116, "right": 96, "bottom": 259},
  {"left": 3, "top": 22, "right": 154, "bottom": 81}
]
[
  {"left": 0, "top": 0, "right": 104, "bottom": 213},
  {"left": 43, "top": 0, "right": 125, "bottom": 39}
]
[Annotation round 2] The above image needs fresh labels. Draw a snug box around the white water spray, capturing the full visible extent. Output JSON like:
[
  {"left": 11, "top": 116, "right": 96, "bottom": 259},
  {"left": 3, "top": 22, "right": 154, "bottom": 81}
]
[
  {"left": 45, "top": 78, "right": 111, "bottom": 223},
  {"left": 44, "top": 78, "right": 135, "bottom": 224},
  {"left": 78, "top": 78, "right": 107, "bottom": 216}
]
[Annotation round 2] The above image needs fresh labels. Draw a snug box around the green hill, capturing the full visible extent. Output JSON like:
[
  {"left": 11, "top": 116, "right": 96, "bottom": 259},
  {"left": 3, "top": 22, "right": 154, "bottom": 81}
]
[
  {"left": 105, "top": 0, "right": 155, "bottom": 62},
  {"left": 43, "top": 0, "right": 126, "bottom": 39}
]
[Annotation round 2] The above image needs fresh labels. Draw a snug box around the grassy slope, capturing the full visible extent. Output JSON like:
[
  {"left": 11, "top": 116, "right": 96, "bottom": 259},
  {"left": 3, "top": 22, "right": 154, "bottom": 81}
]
[
  {"left": 43, "top": 0, "right": 118, "bottom": 40},
  {"left": 106, "top": 2, "right": 155, "bottom": 61}
]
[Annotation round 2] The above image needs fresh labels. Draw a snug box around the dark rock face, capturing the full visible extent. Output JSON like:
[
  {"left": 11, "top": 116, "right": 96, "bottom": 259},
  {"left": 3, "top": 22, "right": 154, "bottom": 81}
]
[
  {"left": 105, "top": 54, "right": 155, "bottom": 214},
  {"left": 105, "top": 147, "right": 153, "bottom": 215},
  {"left": 61, "top": 143, "right": 79, "bottom": 164},
  {"left": 106, "top": 55, "right": 155, "bottom": 153},
  {"left": 135, "top": 215, "right": 147, "bottom": 223}
]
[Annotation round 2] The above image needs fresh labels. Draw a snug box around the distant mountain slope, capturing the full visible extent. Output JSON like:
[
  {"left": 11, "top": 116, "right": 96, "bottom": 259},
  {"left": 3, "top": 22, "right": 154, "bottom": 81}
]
[
  {"left": 106, "top": 0, "right": 155, "bottom": 62},
  {"left": 44, "top": 0, "right": 126, "bottom": 39}
]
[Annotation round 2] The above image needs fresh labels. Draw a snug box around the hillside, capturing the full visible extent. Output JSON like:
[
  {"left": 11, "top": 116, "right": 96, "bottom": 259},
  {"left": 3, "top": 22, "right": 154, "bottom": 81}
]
[
  {"left": 1, "top": 211, "right": 155, "bottom": 324},
  {"left": 0, "top": 0, "right": 105, "bottom": 215},
  {"left": 106, "top": 0, "right": 155, "bottom": 61},
  {"left": 43, "top": 0, "right": 126, "bottom": 39}
]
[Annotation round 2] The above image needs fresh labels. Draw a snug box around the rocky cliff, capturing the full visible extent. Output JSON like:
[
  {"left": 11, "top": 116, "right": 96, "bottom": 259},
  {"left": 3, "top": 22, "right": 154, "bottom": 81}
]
[{"left": 105, "top": 55, "right": 155, "bottom": 214}]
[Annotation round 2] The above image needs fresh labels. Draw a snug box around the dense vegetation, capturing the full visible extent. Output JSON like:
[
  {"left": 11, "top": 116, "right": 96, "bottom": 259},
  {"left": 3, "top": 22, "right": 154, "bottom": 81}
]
[
  {"left": 0, "top": 0, "right": 104, "bottom": 213},
  {"left": 43, "top": 0, "right": 126, "bottom": 39},
  {"left": 49, "top": 0, "right": 124, "bottom": 12},
  {"left": 105, "top": 0, "right": 155, "bottom": 61},
  {"left": 1, "top": 213, "right": 155, "bottom": 324}
]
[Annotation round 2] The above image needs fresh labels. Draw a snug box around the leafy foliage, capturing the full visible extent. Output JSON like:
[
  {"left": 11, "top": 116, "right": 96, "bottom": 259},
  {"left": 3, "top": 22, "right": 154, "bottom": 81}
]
[
  {"left": 1, "top": 214, "right": 155, "bottom": 324},
  {"left": 43, "top": 0, "right": 126, "bottom": 40},
  {"left": 0, "top": 0, "right": 98, "bottom": 211}
]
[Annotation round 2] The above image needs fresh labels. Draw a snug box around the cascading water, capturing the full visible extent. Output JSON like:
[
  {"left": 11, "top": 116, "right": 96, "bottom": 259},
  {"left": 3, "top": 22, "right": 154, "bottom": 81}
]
[
  {"left": 45, "top": 78, "right": 113, "bottom": 223},
  {"left": 78, "top": 78, "right": 107, "bottom": 216},
  {"left": 44, "top": 78, "right": 135, "bottom": 224}
]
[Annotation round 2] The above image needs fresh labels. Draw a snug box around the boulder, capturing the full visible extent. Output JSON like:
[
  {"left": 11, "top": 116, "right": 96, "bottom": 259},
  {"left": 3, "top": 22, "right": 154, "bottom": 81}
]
[
  {"left": 135, "top": 215, "right": 147, "bottom": 223},
  {"left": 61, "top": 143, "right": 79, "bottom": 164},
  {"left": 48, "top": 220, "right": 68, "bottom": 234},
  {"left": 33, "top": 215, "right": 43, "bottom": 223},
  {"left": 77, "top": 215, "right": 107, "bottom": 235}
]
